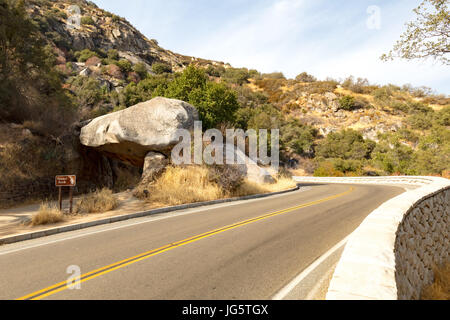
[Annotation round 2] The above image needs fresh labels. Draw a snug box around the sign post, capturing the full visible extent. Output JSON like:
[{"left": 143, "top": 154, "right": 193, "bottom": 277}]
[{"left": 55, "top": 175, "right": 76, "bottom": 214}]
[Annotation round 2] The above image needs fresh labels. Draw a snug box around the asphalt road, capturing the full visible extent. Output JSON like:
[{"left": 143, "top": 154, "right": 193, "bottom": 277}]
[{"left": 0, "top": 183, "right": 404, "bottom": 300}]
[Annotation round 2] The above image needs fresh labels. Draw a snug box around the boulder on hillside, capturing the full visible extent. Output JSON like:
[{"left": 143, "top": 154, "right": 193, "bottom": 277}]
[
  {"left": 85, "top": 56, "right": 102, "bottom": 67},
  {"left": 80, "top": 97, "right": 199, "bottom": 166},
  {"left": 106, "top": 64, "right": 124, "bottom": 79},
  {"left": 224, "top": 144, "right": 276, "bottom": 184}
]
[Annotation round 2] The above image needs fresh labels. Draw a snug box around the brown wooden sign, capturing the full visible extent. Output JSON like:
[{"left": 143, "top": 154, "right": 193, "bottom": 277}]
[
  {"left": 55, "top": 175, "right": 76, "bottom": 214},
  {"left": 55, "top": 175, "right": 76, "bottom": 187}
]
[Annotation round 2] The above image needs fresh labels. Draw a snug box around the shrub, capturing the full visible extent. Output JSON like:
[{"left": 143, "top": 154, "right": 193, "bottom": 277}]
[
  {"left": 207, "top": 165, "right": 244, "bottom": 193},
  {"left": 222, "top": 68, "right": 250, "bottom": 85},
  {"left": 262, "top": 72, "right": 286, "bottom": 80},
  {"left": 152, "top": 62, "right": 172, "bottom": 74},
  {"left": 122, "top": 82, "right": 145, "bottom": 106},
  {"left": 342, "top": 76, "right": 373, "bottom": 94},
  {"left": 422, "top": 95, "right": 450, "bottom": 106},
  {"left": 107, "top": 49, "right": 119, "bottom": 60},
  {"left": 246, "top": 104, "right": 282, "bottom": 131},
  {"left": 234, "top": 86, "right": 269, "bottom": 110},
  {"left": 205, "top": 65, "right": 225, "bottom": 77},
  {"left": 410, "top": 86, "right": 433, "bottom": 98},
  {"left": 408, "top": 102, "right": 433, "bottom": 114},
  {"left": 306, "top": 80, "right": 339, "bottom": 94},
  {"left": 372, "top": 87, "right": 392, "bottom": 103},
  {"left": 295, "top": 72, "right": 317, "bottom": 82},
  {"left": 49, "top": 7, "right": 67, "bottom": 20},
  {"left": 332, "top": 158, "right": 364, "bottom": 175},
  {"left": 74, "top": 49, "right": 98, "bottom": 62},
  {"left": 81, "top": 16, "right": 95, "bottom": 25},
  {"left": 371, "top": 139, "right": 417, "bottom": 175},
  {"left": 408, "top": 112, "right": 434, "bottom": 130},
  {"left": 314, "top": 161, "right": 345, "bottom": 177},
  {"left": 338, "top": 95, "right": 356, "bottom": 111},
  {"left": 248, "top": 69, "right": 262, "bottom": 79},
  {"left": 75, "top": 188, "right": 118, "bottom": 214},
  {"left": 68, "top": 76, "right": 105, "bottom": 108},
  {"left": 133, "top": 62, "right": 148, "bottom": 79},
  {"left": 31, "top": 203, "right": 65, "bottom": 226},
  {"left": 392, "top": 101, "right": 410, "bottom": 113},
  {"left": 435, "top": 107, "right": 450, "bottom": 126},
  {"left": 116, "top": 59, "right": 132, "bottom": 73},
  {"left": 111, "top": 14, "right": 121, "bottom": 22}
]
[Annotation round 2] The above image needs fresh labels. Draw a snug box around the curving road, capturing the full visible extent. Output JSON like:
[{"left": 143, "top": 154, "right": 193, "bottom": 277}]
[{"left": 0, "top": 183, "right": 404, "bottom": 300}]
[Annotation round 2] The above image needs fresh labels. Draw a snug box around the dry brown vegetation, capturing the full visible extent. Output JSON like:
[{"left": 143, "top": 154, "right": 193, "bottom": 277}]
[
  {"left": 421, "top": 261, "right": 450, "bottom": 300},
  {"left": 74, "top": 188, "right": 119, "bottom": 214},
  {"left": 136, "top": 165, "right": 297, "bottom": 206},
  {"left": 0, "top": 123, "right": 65, "bottom": 188},
  {"left": 31, "top": 203, "right": 65, "bottom": 226}
]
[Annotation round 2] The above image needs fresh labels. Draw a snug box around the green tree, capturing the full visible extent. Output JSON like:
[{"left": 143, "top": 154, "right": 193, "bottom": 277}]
[
  {"left": 316, "top": 130, "right": 376, "bottom": 160},
  {"left": 372, "top": 139, "right": 417, "bottom": 175},
  {"left": 160, "top": 66, "right": 239, "bottom": 128},
  {"left": 163, "top": 65, "right": 208, "bottom": 102},
  {"left": 152, "top": 62, "right": 172, "bottom": 74},
  {"left": 280, "top": 118, "right": 317, "bottom": 155},
  {"left": 381, "top": 0, "right": 450, "bottom": 64},
  {"left": 68, "top": 76, "right": 104, "bottom": 108},
  {"left": 189, "top": 82, "right": 240, "bottom": 128}
]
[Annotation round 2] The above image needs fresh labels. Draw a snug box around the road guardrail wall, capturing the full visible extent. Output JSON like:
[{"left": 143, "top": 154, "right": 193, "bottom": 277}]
[{"left": 294, "top": 176, "right": 449, "bottom": 300}]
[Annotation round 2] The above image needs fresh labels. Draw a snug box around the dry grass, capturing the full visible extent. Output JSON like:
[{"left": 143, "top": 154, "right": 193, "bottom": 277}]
[
  {"left": 421, "top": 261, "right": 450, "bottom": 300},
  {"left": 75, "top": 188, "right": 119, "bottom": 214},
  {"left": 31, "top": 203, "right": 65, "bottom": 226},
  {"left": 138, "top": 166, "right": 297, "bottom": 206},
  {"left": 145, "top": 166, "right": 223, "bottom": 206},
  {"left": 0, "top": 124, "right": 66, "bottom": 189}
]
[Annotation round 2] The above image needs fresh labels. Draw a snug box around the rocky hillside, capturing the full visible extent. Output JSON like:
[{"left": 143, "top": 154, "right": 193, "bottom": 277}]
[{"left": 27, "top": 0, "right": 228, "bottom": 71}]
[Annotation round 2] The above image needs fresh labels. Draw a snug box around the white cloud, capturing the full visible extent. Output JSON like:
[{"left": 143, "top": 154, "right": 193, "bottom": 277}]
[
  {"left": 183, "top": 0, "right": 449, "bottom": 93},
  {"left": 94, "top": 0, "right": 449, "bottom": 94}
]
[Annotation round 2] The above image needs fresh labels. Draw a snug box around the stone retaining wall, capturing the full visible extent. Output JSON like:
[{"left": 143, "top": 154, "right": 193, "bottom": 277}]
[
  {"left": 293, "top": 176, "right": 449, "bottom": 300},
  {"left": 395, "top": 187, "right": 449, "bottom": 300}
]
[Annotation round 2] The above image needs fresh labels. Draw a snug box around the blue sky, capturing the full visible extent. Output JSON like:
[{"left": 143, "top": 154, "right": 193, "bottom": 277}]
[{"left": 92, "top": 0, "right": 449, "bottom": 94}]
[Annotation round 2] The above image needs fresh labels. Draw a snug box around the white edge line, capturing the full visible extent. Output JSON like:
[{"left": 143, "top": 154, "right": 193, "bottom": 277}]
[
  {"left": 272, "top": 235, "right": 351, "bottom": 300},
  {"left": 0, "top": 187, "right": 313, "bottom": 256},
  {"left": 304, "top": 262, "right": 338, "bottom": 300}
]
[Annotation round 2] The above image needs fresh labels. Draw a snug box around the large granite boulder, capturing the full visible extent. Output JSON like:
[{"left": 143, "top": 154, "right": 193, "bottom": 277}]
[
  {"left": 80, "top": 97, "right": 199, "bottom": 166},
  {"left": 224, "top": 144, "right": 276, "bottom": 184}
]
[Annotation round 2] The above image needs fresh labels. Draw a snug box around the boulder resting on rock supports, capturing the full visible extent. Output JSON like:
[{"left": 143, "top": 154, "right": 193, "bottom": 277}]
[{"left": 140, "top": 151, "right": 169, "bottom": 185}]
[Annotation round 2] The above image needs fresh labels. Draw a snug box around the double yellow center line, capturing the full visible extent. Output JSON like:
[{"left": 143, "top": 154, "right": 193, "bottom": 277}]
[{"left": 18, "top": 187, "right": 354, "bottom": 300}]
